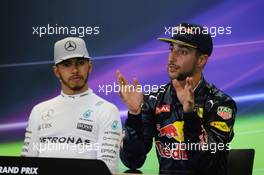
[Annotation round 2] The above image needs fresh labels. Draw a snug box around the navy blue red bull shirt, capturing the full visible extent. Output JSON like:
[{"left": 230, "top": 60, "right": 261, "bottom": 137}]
[{"left": 120, "top": 78, "right": 237, "bottom": 175}]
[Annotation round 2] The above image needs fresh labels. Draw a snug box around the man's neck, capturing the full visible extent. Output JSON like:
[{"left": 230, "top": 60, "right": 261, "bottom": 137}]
[{"left": 178, "top": 72, "right": 202, "bottom": 89}]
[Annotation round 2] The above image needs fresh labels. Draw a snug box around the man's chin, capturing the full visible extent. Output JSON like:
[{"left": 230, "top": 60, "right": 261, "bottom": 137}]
[
  {"left": 168, "top": 72, "right": 176, "bottom": 79},
  {"left": 70, "top": 86, "right": 83, "bottom": 91},
  {"left": 169, "top": 74, "right": 187, "bottom": 81},
  {"left": 175, "top": 76, "right": 187, "bottom": 81},
  {"left": 68, "top": 83, "right": 86, "bottom": 91},
  {"left": 60, "top": 76, "right": 88, "bottom": 92}
]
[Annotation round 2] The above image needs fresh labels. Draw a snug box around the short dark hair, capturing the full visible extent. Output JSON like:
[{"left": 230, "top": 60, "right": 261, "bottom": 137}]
[{"left": 195, "top": 49, "right": 203, "bottom": 58}]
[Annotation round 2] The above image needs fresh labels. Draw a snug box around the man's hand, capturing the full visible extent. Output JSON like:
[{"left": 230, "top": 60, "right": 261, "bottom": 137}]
[
  {"left": 172, "top": 77, "right": 195, "bottom": 112},
  {"left": 116, "top": 70, "right": 143, "bottom": 115}
]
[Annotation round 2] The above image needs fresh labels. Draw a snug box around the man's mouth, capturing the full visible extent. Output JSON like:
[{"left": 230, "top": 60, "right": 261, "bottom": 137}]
[
  {"left": 168, "top": 64, "right": 180, "bottom": 71},
  {"left": 69, "top": 76, "right": 83, "bottom": 82}
]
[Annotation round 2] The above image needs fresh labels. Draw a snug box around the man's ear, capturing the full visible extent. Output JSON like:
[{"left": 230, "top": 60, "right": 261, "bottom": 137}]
[
  {"left": 53, "top": 65, "right": 60, "bottom": 79},
  {"left": 198, "top": 55, "right": 209, "bottom": 69}
]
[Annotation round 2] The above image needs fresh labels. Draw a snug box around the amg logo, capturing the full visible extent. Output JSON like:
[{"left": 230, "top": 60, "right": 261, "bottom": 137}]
[{"left": 77, "top": 123, "right": 93, "bottom": 132}]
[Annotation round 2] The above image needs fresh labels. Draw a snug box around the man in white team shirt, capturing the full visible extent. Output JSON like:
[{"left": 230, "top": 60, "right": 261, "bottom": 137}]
[{"left": 21, "top": 37, "right": 122, "bottom": 173}]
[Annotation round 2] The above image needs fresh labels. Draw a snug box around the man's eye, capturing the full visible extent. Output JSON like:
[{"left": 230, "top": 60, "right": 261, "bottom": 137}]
[
  {"left": 77, "top": 60, "right": 86, "bottom": 65},
  {"left": 169, "top": 45, "right": 175, "bottom": 52},
  {"left": 179, "top": 50, "right": 188, "bottom": 55},
  {"left": 62, "top": 62, "right": 71, "bottom": 67}
]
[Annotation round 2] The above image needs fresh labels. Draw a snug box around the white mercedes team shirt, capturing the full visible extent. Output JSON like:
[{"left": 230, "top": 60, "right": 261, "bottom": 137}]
[{"left": 22, "top": 89, "right": 122, "bottom": 173}]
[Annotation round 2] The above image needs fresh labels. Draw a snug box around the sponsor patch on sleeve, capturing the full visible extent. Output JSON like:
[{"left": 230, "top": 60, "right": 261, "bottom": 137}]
[
  {"left": 210, "top": 121, "right": 230, "bottom": 132},
  {"left": 217, "top": 106, "right": 232, "bottom": 120}
]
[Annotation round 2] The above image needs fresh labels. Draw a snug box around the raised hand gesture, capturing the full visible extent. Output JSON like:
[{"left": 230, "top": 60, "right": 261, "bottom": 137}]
[{"left": 116, "top": 70, "right": 143, "bottom": 115}]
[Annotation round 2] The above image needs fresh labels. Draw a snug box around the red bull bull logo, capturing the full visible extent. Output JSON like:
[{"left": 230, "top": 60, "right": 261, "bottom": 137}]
[{"left": 158, "top": 121, "right": 184, "bottom": 142}]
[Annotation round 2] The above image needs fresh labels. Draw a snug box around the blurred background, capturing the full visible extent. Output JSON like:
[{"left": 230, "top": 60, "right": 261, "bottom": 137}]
[{"left": 1, "top": 0, "right": 264, "bottom": 174}]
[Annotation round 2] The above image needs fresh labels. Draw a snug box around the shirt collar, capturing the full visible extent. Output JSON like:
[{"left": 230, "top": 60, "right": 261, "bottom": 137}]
[
  {"left": 170, "top": 76, "right": 206, "bottom": 97},
  {"left": 60, "top": 89, "right": 92, "bottom": 100},
  {"left": 193, "top": 76, "right": 206, "bottom": 96}
]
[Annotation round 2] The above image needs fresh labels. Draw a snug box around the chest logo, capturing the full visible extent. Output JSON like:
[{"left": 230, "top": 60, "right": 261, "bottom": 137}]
[
  {"left": 83, "top": 109, "right": 93, "bottom": 119},
  {"left": 111, "top": 120, "right": 119, "bottom": 130},
  {"left": 41, "top": 109, "right": 54, "bottom": 121},
  {"left": 77, "top": 123, "right": 93, "bottom": 132},
  {"left": 158, "top": 121, "right": 184, "bottom": 142},
  {"left": 217, "top": 106, "right": 232, "bottom": 120},
  {"left": 155, "top": 105, "right": 170, "bottom": 115}
]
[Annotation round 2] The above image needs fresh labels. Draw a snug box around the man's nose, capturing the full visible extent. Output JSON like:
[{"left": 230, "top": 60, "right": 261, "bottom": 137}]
[
  {"left": 169, "top": 53, "right": 178, "bottom": 62},
  {"left": 72, "top": 64, "right": 79, "bottom": 73}
]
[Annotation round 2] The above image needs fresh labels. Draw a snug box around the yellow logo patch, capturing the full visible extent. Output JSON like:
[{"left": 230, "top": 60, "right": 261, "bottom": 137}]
[
  {"left": 197, "top": 107, "right": 203, "bottom": 118},
  {"left": 210, "top": 121, "right": 230, "bottom": 132}
]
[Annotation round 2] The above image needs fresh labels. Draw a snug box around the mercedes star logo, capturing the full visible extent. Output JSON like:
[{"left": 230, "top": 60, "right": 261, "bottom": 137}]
[
  {"left": 41, "top": 109, "right": 55, "bottom": 121},
  {"left": 64, "top": 41, "right": 77, "bottom": 51}
]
